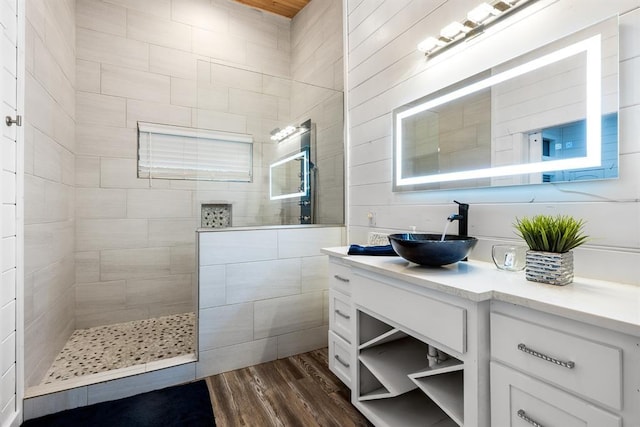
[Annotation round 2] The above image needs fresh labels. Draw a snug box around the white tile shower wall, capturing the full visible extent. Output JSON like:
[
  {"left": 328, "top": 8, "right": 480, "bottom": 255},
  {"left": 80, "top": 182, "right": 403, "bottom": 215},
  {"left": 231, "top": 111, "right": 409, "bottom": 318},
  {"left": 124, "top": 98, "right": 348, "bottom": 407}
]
[
  {"left": 268, "top": 0, "right": 345, "bottom": 225},
  {"left": 23, "top": 0, "right": 76, "bottom": 389},
  {"left": 345, "top": 0, "right": 640, "bottom": 285},
  {"left": 74, "top": 0, "right": 303, "bottom": 328},
  {"left": 196, "top": 226, "right": 345, "bottom": 376}
]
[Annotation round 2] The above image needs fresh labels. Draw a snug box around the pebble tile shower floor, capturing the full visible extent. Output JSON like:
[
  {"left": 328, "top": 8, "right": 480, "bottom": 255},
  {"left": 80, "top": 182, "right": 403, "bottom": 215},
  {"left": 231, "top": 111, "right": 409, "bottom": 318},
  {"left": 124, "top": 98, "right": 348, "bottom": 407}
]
[{"left": 42, "top": 313, "right": 195, "bottom": 384}]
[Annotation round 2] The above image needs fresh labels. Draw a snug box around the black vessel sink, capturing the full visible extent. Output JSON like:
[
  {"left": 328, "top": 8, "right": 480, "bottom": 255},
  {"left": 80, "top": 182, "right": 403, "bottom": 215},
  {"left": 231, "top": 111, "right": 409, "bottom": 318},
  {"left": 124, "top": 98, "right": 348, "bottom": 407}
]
[{"left": 388, "top": 233, "right": 478, "bottom": 266}]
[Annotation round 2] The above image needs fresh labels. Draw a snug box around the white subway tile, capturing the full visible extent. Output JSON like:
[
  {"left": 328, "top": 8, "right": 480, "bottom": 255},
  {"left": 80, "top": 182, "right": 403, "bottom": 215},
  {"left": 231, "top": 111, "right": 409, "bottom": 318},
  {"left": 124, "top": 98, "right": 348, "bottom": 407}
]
[
  {"left": 103, "top": 0, "right": 171, "bottom": 20},
  {"left": 75, "top": 280, "right": 126, "bottom": 310},
  {"left": 126, "top": 189, "right": 192, "bottom": 219},
  {"left": 192, "top": 109, "right": 246, "bottom": 133},
  {"left": 276, "top": 325, "right": 328, "bottom": 358},
  {"left": 75, "top": 188, "right": 127, "bottom": 219},
  {"left": 195, "top": 338, "right": 277, "bottom": 378},
  {"left": 171, "top": 0, "right": 228, "bottom": 31},
  {"left": 193, "top": 27, "right": 247, "bottom": 65},
  {"left": 199, "top": 265, "right": 225, "bottom": 308},
  {"left": 76, "top": 91, "right": 126, "bottom": 127},
  {"left": 75, "top": 306, "right": 149, "bottom": 329},
  {"left": 199, "top": 230, "right": 278, "bottom": 265},
  {"left": 229, "top": 88, "right": 278, "bottom": 120},
  {"left": 125, "top": 274, "right": 192, "bottom": 306},
  {"left": 100, "top": 158, "right": 149, "bottom": 189},
  {"left": 301, "top": 255, "right": 329, "bottom": 293},
  {"left": 127, "top": 10, "right": 191, "bottom": 52},
  {"left": 76, "top": 0, "right": 126, "bottom": 36},
  {"left": 76, "top": 219, "right": 148, "bottom": 251},
  {"left": 75, "top": 251, "right": 100, "bottom": 284},
  {"left": 150, "top": 46, "right": 198, "bottom": 80},
  {"left": 77, "top": 28, "right": 149, "bottom": 71},
  {"left": 226, "top": 258, "right": 300, "bottom": 304},
  {"left": 199, "top": 303, "right": 253, "bottom": 350},
  {"left": 211, "top": 63, "right": 262, "bottom": 92},
  {"left": 101, "top": 247, "right": 171, "bottom": 281},
  {"left": 277, "top": 227, "right": 343, "bottom": 258},
  {"left": 76, "top": 125, "right": 137, "bottom": 158},
  {"left": 75, "top": 156, "right": 100, "bottom": 188},
  {"left": 148, "top": 219, "right": 198, "bottom": 247},
  {"left": 170, "top": 245, "right": 196, "bottom": 274},
  {"left": 253, "top": 292, "right": 324, "bottom": 339},
  {"left": 101, "top": 64, "right": 170, "bottom": 104},
  {"left": 126, "top": 99, "right": 192, "bottom": 129},
  {"left": 196, "top": 83, "right": 228, "bottom": 111},
  {"left": 170, "top": 77, "right": 197, "bottom": 107}
]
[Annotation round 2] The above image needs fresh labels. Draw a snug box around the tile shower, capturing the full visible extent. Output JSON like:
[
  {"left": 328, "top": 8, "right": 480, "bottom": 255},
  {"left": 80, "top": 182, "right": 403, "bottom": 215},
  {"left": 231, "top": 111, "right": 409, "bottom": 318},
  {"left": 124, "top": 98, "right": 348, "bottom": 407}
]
[{"left": 23, "top": 0, "right": 344, "bottom": 401}]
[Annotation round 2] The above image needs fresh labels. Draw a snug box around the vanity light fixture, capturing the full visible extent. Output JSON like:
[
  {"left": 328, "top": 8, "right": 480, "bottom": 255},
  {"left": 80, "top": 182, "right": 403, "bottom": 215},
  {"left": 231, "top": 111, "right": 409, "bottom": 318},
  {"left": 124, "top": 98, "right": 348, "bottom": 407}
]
[
  {"left": 417, "top": 0, "right": 536, "bottom": 57},
  {"left": 270, "top": 125, "right": 309, "bottom": 142}
]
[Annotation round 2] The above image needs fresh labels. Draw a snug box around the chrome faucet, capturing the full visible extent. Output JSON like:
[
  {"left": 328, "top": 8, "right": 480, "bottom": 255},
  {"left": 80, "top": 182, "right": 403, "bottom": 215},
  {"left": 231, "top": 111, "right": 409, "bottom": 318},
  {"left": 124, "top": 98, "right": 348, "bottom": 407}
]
[{"left": 447, "top": 200, "right": 469, "bottom": 237}]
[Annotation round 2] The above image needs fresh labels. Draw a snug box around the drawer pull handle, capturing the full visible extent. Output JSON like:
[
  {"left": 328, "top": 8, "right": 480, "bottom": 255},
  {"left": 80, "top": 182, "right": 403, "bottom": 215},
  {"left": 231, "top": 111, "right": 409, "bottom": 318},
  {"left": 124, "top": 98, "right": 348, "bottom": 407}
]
[
  {"left": 334, "top": 274, "right": 350, "bottom": 283},
  {"left": 517, "top": 409, "right": 544, "bottom": 427},
  {"left": 335, "top": 309, "right": 351, "bottom": 320},
  {"left": 334, "top": 354, "right": 350, "bottom": 368},
  {"left": 517, "top": 343, "right": 575, "bottom": 369}
]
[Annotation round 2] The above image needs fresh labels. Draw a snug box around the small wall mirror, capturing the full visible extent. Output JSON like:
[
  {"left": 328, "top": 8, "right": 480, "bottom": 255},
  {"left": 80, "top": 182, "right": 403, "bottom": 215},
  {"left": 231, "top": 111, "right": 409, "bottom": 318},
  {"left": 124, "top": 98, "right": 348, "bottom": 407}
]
[
  {"left": 269, "top": 146, "right": 310, "bottom": 200},
  {"left": 393, "top": 16, "right": 618, "bottom": 191}
]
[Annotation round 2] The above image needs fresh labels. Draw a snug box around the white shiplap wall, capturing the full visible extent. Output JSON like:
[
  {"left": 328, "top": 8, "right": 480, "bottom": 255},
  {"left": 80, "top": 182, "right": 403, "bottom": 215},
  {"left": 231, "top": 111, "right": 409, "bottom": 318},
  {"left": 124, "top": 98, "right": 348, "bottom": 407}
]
[
  {"left": 1, "top": 0, "right": 22, "bottom": 425},
  {"left": 345, "top": 0, "right": 640, "bottom": 285}
]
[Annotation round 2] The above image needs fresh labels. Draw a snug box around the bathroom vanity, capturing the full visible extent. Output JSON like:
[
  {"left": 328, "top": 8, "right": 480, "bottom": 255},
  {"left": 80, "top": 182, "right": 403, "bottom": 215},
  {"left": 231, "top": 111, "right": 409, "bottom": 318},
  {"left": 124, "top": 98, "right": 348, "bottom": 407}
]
[{"left": 323, "top": 248, "right": 640, "bottom": 427}]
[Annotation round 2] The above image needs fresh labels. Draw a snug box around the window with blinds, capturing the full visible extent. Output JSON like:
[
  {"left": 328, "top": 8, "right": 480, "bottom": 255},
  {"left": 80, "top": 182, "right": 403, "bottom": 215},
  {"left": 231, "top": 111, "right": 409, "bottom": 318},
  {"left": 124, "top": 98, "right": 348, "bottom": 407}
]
[{"left": 137, "top": 122, "right": 253, "bottom": 182}]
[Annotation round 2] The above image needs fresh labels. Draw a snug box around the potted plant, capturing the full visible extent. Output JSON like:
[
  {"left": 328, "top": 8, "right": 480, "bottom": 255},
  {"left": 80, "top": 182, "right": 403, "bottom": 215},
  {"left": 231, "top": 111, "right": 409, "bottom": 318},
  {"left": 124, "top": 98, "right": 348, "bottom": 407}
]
[{"left": 513, "top": 215, "right": 588, "bottom": 286}]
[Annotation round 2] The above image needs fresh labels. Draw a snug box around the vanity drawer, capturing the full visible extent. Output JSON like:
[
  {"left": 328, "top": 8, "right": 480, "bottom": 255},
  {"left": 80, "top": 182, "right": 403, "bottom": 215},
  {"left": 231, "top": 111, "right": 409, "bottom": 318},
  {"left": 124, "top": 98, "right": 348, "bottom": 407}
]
[
  {"left": 352, "top": 273, "right": 466, "bottom": 354},
  {"left": 329, "top": 289, "right": 352, "bottom": 343},
  {"left": 329, "top": 259, "right": 352, "bottom": 296},
  {"left": 491, "top": 362, "right": 620, "bottom": 427},
  {"left": 329, "top": 330, "right": 352, "bottom": 387},
  {"left": 491, "top": 312, "right": 622, "bottom": 409}
]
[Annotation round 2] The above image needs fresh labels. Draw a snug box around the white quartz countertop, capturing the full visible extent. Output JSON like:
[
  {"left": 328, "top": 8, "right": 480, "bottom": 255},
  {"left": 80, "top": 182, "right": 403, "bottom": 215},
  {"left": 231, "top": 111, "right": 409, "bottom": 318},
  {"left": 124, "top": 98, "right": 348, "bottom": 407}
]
[{"left": 322, "top": 247, "right": 640, "bottom": 337}]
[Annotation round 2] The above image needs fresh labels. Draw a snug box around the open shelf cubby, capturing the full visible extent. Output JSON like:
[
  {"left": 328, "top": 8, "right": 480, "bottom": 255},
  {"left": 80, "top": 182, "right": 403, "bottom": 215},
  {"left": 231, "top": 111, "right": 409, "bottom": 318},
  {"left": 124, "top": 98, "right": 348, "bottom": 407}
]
[
  {"left": 358, "top": 336, "right": 430, "bottom": 399},
  {"left": 359, "top": 310, "right": 396, "bottom": 346},
  {"left": 410, "top": 370, "right": 464, "bottom": 426},
  {"left": 356, "top": 308, "right": 465, "bottom": 426},
  {"left": 357, "top": 389, "right": 460, "bottom": 427}
]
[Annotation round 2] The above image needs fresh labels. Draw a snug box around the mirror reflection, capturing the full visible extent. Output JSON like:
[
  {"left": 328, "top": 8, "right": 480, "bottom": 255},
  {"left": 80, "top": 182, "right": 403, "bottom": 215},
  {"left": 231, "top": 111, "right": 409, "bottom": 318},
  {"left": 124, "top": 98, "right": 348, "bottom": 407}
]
[
  {"left": 270, "top": 147, "right": 311, "bottom": 200},
  {"left": 394, "top": 16, "right": 618, "bottom": 191}
]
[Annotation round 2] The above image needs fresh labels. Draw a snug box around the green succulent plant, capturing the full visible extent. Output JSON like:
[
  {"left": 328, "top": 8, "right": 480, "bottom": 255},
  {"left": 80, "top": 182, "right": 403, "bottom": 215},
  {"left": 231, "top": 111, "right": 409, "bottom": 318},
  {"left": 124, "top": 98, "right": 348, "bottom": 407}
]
[{"left": 514, "top": 215, "right": 588, "bottom": 253}]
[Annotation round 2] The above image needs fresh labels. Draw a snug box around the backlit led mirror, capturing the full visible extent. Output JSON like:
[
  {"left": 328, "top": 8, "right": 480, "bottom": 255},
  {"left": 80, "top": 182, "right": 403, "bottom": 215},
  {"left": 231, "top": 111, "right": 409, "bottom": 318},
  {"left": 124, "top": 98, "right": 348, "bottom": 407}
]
[
  {"left": 393, "top": 16, "right": 618, "bottom": 191},
  {"left": 269, "top": 147, "right": 310, "bottom": 200}
]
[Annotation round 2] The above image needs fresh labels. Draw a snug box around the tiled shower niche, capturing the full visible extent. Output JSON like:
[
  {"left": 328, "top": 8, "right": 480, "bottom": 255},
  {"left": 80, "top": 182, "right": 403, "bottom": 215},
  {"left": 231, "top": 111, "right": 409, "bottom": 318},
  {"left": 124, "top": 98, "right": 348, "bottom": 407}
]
[{"left": 201, "top": 204, "right": 232, "bottom": 228}]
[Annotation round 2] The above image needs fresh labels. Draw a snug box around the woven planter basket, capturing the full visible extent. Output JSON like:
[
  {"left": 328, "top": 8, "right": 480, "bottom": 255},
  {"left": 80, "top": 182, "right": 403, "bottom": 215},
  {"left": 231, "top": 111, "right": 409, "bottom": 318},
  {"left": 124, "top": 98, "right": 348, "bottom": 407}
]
[{"left": 525, "top": 250, "right": 574, "bottom": 286}]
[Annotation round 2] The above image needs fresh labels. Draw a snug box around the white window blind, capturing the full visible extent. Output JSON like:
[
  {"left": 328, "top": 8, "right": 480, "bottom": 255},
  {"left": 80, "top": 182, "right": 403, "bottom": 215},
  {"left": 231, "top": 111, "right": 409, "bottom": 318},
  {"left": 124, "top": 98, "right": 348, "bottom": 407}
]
[{"left": 138, "top": 122, "right": 253, "bottom": 182}]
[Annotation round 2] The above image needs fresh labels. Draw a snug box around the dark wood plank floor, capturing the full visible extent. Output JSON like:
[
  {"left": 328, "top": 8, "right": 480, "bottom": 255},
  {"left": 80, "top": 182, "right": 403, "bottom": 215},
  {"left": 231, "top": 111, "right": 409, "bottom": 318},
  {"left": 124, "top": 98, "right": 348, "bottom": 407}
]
[{"left": 206, "top": 348, "right": 372, "bottom": 427}]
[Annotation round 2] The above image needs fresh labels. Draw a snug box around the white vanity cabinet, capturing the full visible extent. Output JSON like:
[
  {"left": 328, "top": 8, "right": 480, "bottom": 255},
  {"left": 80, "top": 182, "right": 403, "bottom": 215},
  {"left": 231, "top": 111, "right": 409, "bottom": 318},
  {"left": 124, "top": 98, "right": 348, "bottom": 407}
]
[
  {"left": 490, "top": 301, "right": 639, "bottom": 426},
  {"left": 322, "top": 249, "right": 640, "bottom": 427},
  {"left": 350, "top": 269, "right": 490, "bottom": 427},
  {"left": 327, "top": 257, "right": 354, "bottom": 387}
]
